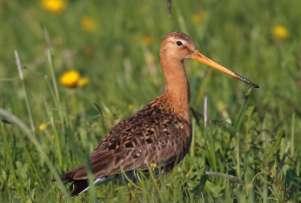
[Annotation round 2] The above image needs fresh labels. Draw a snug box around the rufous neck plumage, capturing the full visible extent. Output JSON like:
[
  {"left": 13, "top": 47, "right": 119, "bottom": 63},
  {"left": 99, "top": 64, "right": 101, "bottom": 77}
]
[{"left": 160, "top": 53, "right": 190, "bottom": 121}]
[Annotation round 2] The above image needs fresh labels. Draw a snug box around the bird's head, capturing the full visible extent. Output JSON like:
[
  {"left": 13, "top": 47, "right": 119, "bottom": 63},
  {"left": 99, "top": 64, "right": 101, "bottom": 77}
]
[{"left": 160, "top": 32, "right": 259, "bottom": 88}]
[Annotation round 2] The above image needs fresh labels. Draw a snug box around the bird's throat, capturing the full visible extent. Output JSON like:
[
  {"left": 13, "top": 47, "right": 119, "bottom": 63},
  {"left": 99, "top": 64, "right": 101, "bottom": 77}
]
[{"left": 161, "top": 58, "right": 190, "bottom": 121}]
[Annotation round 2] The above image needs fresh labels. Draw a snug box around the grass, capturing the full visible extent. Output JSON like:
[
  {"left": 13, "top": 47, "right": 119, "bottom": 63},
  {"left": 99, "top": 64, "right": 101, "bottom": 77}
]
[{"left": 0, "top": 0, "right": 301, "bottom": 202}]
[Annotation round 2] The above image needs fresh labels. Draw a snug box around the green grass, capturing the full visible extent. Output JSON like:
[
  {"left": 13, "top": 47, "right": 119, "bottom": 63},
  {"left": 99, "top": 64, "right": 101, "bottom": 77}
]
[{"left": 1, "top": 0, "right": 301, "bottom": 202}]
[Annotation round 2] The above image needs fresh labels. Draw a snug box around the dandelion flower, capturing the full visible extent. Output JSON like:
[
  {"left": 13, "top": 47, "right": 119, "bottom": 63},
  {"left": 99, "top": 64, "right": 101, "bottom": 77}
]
[
  {"left": 41, "top": 0, "right": 67, "bottom": 14},
  {"left": 149, "top": 162, "right": 157, "bottom": 169},
  {"left": 80, "top": 16, "right": 97, "bottom": 32},
  {"left": 141, "top": 35, "right": 154, "bottom": 46},
  {"left": 78, "top": 77, "right": 89, "bottom": 87},
  {"left": 192, "top": 11, "right": 206, "bottom": 25},
  {"left": 38, "top": 123, "right": 48, "bottom": 131},
  {"left": 59, "top": 70, "right": 80, "bottom": 88},
  {"left": 272, "top": 24, "right": 289, "bottom": 41},
  {"left": 59, "top": 70, "right": 89, "bottom": 88}
]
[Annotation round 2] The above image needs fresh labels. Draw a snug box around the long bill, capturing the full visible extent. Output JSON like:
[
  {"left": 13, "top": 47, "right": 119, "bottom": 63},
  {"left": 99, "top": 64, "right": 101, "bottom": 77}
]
[{"left": 190, "top": 51, "right": 259, "bottom": 88}]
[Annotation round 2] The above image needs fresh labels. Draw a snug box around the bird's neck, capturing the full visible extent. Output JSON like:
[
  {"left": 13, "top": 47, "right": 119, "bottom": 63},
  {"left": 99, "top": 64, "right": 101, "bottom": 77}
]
[{"left": 160, "top": 57, "right": 190, "bottom": 121}]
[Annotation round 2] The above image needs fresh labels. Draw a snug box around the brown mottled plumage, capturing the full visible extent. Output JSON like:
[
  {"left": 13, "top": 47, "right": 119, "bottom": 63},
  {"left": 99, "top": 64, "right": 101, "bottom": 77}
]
[{"left": 62, "top": 32, "right": 258, "bottom": 196}]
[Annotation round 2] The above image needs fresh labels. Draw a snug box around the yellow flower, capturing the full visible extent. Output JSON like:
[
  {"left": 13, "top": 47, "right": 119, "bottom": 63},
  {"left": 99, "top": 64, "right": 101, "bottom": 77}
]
[
  {"left": 78, "top": 77, "right": 89, "bottom": 87},
  {"left": 141, "top": 35, "right": 154, "bottom": 46},
  {"left": 41, "top": 0, "right": 67, "bottom": 14},
  {"left": 38, "top": 123, "right": 48, "bottom": 131},
  {"left": 192, "top": 11, "right": 206, "bottom": 25},
  {"left": 272, "top": 24, "right": 289, "bottom": 41},
  {"left": 59, "top": 70, "right": 80, "bottom": 88},
  {"left": 80, "top": 16, "right": 97, "bottom": 32},
  {"left": 149, "top": 163, "right": 157, "bottom": 169},
  {"left": 59, "top": 70, "right": 90, "bottom": 88}
]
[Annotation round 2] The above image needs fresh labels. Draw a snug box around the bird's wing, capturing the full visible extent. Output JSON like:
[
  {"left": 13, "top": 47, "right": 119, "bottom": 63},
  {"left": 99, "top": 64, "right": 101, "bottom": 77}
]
[{"left": 69, "top": 103, "right": 191, "bottom": 180}]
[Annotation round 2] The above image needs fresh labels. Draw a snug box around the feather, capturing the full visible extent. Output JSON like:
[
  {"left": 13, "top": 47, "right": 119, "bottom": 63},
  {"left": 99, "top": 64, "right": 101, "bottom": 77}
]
[{"left": 62, "top": 96, "right": 191, "bottom": 195}]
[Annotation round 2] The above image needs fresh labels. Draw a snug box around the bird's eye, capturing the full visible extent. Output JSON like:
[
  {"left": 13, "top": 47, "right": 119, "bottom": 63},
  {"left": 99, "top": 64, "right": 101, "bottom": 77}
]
[{"left": 176, "top": 41, "right": 183, "bottom": 46}]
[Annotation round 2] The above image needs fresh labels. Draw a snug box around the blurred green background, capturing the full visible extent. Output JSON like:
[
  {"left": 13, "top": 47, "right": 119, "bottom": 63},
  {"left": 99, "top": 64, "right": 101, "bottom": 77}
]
[{"left": 0, "top": 0, "right": 301, "bottom": 202}]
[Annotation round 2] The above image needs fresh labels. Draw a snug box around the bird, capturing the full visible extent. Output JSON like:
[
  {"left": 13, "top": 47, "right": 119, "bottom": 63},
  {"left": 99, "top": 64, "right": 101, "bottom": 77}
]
[{"left": 61, "top": 32, "right": 259, "bottom": 196}]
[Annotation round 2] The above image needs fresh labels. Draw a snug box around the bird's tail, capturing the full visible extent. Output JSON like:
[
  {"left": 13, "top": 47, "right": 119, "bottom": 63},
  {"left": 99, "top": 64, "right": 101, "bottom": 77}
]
[
  {"left": 61, "top": 169, "right": 107, "bottom": 196},
  {"left": 61, "top": 170, "right": 89, "bottom": 196}
]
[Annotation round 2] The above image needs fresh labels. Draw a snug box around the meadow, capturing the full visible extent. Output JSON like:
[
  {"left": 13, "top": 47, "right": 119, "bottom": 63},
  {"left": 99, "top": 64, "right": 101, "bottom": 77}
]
[{"left": 0, "top": 0, "right": 301, "bottom": 202}]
